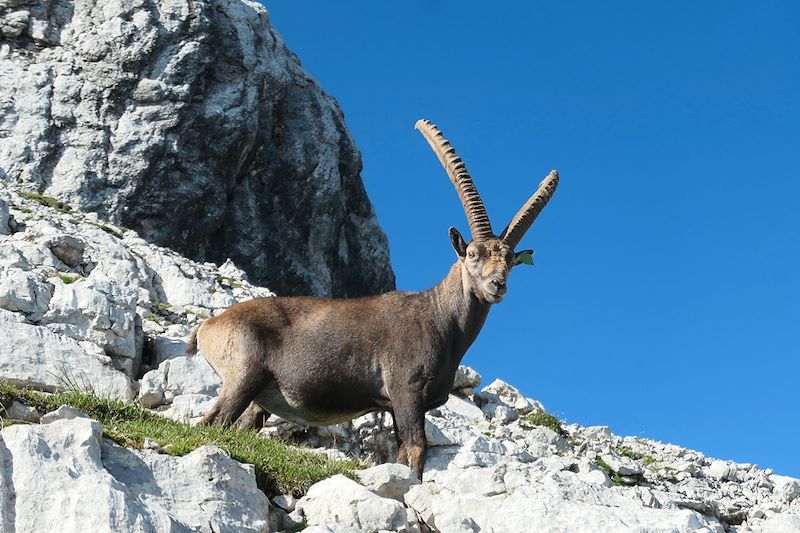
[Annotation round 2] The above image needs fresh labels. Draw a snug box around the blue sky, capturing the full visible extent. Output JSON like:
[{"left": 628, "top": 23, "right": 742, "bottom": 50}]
[{"left": 266, "top": 2, "right": 800, "bottom": 476}]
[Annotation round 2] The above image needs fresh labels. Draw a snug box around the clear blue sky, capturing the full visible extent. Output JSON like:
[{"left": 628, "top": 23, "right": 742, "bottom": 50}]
[{"left": 266, "top": 2, "right": 800, "bottom": 477}]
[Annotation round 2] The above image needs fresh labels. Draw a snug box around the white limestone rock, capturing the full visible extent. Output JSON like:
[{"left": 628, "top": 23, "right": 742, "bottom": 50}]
[
  {"left": 40, "top": 405, "right": 89, "bottom": 424},
  {"left": 481, "top": 379, "right": 542, "bottom": 415},
  {"left": 0, "top": 417, "right": 272, "bottom": 533},
  {"left": 102, "top": 442, "right": 274, "bottom": 533},
  {"left": 0, "top": 321, "right": 135, "bottom": 400},
  {"left": 355, "top": 463, "right": 420, "bottom": 502},
  {"left": 0, "top": 267, "right": 51, "bottom": 320},
  {"left": 157, "top": 393, "right": 218, "bottom": 424},
  {"left": 0, "top": 417, "right": 186, "bottom": 532},
  {"left": 708, "top": 460, "right": 738, "bottom": 481},
  {"left": 600, "top": 452, "right": 645, "bottom": 477},
  {"left": 452, "top": 366, "right": 482, "bottom": 392},
  {"left": 294, "top": 474, "right": 409, "bottom": 532},
  {"left": 771, "top": 475, "right": 800, "bottom": 503}
]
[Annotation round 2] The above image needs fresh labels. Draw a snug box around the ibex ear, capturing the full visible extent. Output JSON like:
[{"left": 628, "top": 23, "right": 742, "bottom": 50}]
[
  {"left": 449, "top": 227, "right": 467, "bottom": 258},
  {"left": 513, "top": 249, "right": 535, "bottom": 267}
]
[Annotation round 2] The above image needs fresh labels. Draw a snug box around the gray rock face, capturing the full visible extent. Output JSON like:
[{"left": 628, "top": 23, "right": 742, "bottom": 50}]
[{"left": 0, "top": 0, "right": 394, "bottom": 298}]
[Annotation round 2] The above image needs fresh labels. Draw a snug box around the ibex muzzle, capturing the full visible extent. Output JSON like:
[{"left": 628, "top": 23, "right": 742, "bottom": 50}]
[{"left": 191, "top": 120, "right": 559, "bottom": 480}]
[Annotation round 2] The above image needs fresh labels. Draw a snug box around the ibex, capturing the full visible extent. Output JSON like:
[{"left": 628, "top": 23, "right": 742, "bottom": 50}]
[{"left": 189, "top": 120, "right": 559, "bottom": 479}]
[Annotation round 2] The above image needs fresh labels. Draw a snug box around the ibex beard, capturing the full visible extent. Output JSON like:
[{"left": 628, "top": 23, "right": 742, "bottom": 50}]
[{"left": 189, "top": 119, "right": 559, "bottom": 480}]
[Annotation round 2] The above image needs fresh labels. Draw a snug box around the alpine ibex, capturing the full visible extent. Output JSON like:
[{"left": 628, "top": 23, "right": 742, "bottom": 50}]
[{"left": 189, "top": 119, "right": 559, "bottom": 479}]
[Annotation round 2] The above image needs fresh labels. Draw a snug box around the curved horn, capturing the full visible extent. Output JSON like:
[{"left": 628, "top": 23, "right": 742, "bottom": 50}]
[
  {"left": 415, "top": 119, "right": 494, "bottom": 241},
  {"left": 500, "top": 170, "right": 559, "bottom": 249}
]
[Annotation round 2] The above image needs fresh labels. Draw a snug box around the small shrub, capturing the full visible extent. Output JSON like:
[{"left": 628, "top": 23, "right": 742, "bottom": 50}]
[{"left": 522, "top": 412, "right": 567, "bottom": 436}]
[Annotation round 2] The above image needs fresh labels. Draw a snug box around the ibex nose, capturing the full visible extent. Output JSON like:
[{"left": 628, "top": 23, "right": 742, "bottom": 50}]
[{"left": 490, "top": 278, "right": 506, "bottom": 292}]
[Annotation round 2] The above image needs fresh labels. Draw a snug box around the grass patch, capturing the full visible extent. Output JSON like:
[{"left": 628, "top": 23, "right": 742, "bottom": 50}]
[
  {"left": 185, "top": 309, "right": 210, "bottom": 320},
  {"left": 641, "top": 455, "right": 660, "bottom": 468},
  {"left": 144, "top": 313, "right": 164, "bottom": 325},
  {"left": 11, "top": 203, "right": 32, "bottom": 214},
  {"left": 616, "top": 445, "right": 645, "bottom": 461},
  {"left": 616, "top": 445, "right": 659, "bottom": 469},
  {"left": 18, "top": 192, "right": 72, "bottom": 213},
  {"left": 149, "top": 301, "right": 173, "bottom": 315},
  {"left": 88, "top": 221, "right": 123, "bottom": 239},
  {"left": 0, "top": 384, "right": 359, "bottom": 496},
  {"left": 522, "top": 412, "right": 567, "bottom": 436},
  {"left": 58, "top": 274, "right": 81, "bottom": 284}
]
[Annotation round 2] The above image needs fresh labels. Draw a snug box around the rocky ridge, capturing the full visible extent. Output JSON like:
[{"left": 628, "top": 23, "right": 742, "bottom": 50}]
[
  {"left": 1, "top": 188, "right": 799, "bottom": 532},
  {"left": 0, "top": 0, "right": 395, "bottom": 298},
  {"left": 0, "top": 185, "right": 267, "bottom": 408}
]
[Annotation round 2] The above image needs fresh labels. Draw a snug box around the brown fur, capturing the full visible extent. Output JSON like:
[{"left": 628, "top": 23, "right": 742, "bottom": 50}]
[{"left": 195, "top": 233, "right": 534, "bottom": 479}]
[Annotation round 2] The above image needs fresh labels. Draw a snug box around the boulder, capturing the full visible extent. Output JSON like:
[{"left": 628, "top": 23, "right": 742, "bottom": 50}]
[
  {"left": 0, "top": 416, "right": 273, "bottom": 533},
  {"left": 2, "top": 400, "right": 40, "bottom": 422},
  {"left": 40, "top": 405, "right": 89, "bottom": 424},
  {"left": 294, "top": 474, "right": 409, "bottom": 532},
  {"left": 481, "top": 379, "right": 541, "bottom": 415},
  {"left": 355, "top": 463, "right": 419, "bottom": 502},
  {"left": 452, "top": 366, "right": 482, "bottom": 392},
  {"left": 0, "top": 321, "right": 135, "bottom": 400}
]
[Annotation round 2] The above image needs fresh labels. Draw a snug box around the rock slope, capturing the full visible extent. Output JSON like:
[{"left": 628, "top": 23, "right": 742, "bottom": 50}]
[
  {"left": 2, "top": 187, "right": 799, "bottom": 533},
  {"left": 0, "top": 186, "right": 267, "bottom": 405},
  {"left": 0, "top": 0, "right": 394, "bottom": 298}
]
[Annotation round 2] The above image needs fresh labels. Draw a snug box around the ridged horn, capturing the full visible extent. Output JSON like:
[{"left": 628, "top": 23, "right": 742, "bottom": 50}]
[
  {"left": 415, "top": 119, "right": 494, "bottom": 241},
  {"left": 500, "top": 170, "right": 559, "bottom": 249}
]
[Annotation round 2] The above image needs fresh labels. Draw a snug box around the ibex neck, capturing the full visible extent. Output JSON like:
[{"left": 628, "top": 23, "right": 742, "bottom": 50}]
[{"left": 429, "top": 262, "right": 491, "bottom": 362}]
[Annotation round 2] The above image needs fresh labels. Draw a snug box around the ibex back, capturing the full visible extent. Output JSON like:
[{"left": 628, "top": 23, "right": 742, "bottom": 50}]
[{"left": 190, "top": 119, "right": 559, "bottom": 479}]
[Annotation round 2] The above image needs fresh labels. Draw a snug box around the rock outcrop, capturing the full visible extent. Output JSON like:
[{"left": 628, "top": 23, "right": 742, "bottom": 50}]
[
  {"left": 0, "top": 187, "right": 269, "bottom": 401},
  {"left": 0, "top": 414, "right": 275, "bottom": 532},
  {"left": 0, "top": 0, "right": 394, "bottom": 298}
]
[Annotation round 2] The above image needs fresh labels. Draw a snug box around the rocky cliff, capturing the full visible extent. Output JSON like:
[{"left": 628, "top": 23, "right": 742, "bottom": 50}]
[
  {"left": 2, "top": 187, "right": 799, "bottom": 533},
  {"left": 0, "top": 0, "right": 394, "bottom": 297}
]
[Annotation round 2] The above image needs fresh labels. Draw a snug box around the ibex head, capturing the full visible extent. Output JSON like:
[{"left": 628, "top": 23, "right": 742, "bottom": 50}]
[{"left": 416, "top": 119, "right": 559, "bottom": 304}]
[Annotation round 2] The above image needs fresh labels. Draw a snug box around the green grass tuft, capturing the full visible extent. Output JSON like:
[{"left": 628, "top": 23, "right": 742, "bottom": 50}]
[
  {"left": 0, "top": 383, "right": 360, "bottom": 496},
  {"left": 616, "top": 445, "right": 659, "bottom": 469},
  {"left": 11, "top": 203, "right": 32, "bottom": 214},
  {"left": 595, "top": 457, "right": 626, "bottom": 486},
  {"left": 18, "top": 192, "right": 72, "bottom": 213},
  {"left": 58, "top": 274, "right": 81, "bottom": 284},
  {"left": 522, "top": 411, "right": 567, "bottom": 436}
]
